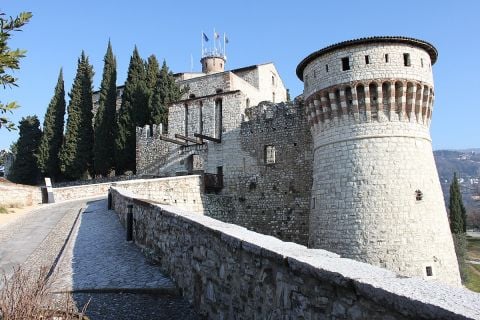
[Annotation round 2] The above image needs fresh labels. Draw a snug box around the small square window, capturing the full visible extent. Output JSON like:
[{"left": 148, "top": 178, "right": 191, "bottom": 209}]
[
  {"left": 265, "top": 145, "right": 276, "bottom": 164},
  {"left": 342, "top": 57, "right": 350, "bottom": 71}
]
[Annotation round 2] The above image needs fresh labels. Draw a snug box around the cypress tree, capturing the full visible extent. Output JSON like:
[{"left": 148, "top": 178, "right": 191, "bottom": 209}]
[
  {"left": 146, "top": 55, "right": 160, "bottom": 126},
  {"left": 36, "top": 69, "right": 66, "bottom": 181},
  {"left": 151, "top": 60, "right": 183, "bottom": 127},
  {"left": 114, "top": 46, "right": 148, "bottom": 174},
  {"left": 94, "top": 41, "right": 117, "bottom": 176},
  {"left": 60, "top": 51, "right": 94, "bottom": 180},
  {"left": 449, "top": 172, "right": 466, "bottom": 234},
  {"left": 9, "top": 115, "right": 42, "bottom": 185}
]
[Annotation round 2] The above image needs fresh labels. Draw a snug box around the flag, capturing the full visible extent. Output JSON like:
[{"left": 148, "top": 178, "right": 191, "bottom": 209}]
[
  {"left": 214, "top": 32, "right": 220, "bottom": 39},
  {"left": 203, "top": 32, "right": 209, "bottom": 42}
]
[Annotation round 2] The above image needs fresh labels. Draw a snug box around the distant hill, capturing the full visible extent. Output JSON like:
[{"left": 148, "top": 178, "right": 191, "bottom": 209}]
[{"left": 434, "top": 149, "right": 480, "bottom": 216}]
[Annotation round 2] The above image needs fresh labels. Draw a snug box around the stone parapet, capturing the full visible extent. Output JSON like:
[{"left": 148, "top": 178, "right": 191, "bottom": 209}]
[{"left": 110, "top": 187, "right": 480, "bottom": 320}]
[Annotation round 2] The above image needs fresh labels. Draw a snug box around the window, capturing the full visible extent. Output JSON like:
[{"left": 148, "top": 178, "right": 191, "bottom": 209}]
[
  {"left": 341, "top": 57, "right": 350, "bottom": 71},
  {"left": 313, "top": 70, "right": 316, "bottom": 78},
  {"left": 421, "top": 58, "right": 424, "bottom": 68},
  {"left": 385, "top": 54, "right": 389, "bottom": 63},
  {"left": 216, "top": 88, "right": 223, "bottom": 94},
  {"left": 426, "top": 266, "right": 433, "bottom": 277},
  {"left": 272, "top": 92, "right": 275, "bottom": 103},
  {"left": 184, "top": 104, "right": 189, "bottom": 136},
  {"left": 189, "top": 94, "right": 196, "bottom": 99},
  {"left": 215, "top": 99, "right": 223, "bottom": 139},
  {"left": 265, "top": 145, "right": 276, "bottom": 164},
  {"left": 325, "top": 64, "right": 329, "bottom": 72},
  {"left": 403, "top": 53, "right": 411, "bottom": 67},
  {"left": 246, "top": 98, "right": 250, "bottom": 108},
  {"left": 415, "top": 190, "right": 423, "bottom": 201},
  {"left": 272, "top": 75, "right": 275, "bottom": 86},
  {"left": 365, "top": 55, "right": 370, "bottom": 65}
]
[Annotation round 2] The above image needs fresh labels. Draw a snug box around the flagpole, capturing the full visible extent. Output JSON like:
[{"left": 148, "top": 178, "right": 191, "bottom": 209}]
[
  {"left": 201, "top": 31, "right": 204, "bottom": 57},
  {"left": 223, "top": 33, "right": 226, "bottom": 59},
  {"left": 213, "top": 28, "right": 216, "bottom": 53}
]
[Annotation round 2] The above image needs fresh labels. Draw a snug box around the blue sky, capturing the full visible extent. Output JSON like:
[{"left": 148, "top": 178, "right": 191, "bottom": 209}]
[{"left": 1, "top": 0, "right": 479, "bottom": 150}]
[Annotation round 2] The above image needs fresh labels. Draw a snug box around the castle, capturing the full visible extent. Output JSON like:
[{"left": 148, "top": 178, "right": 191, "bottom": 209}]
[{"left": 136, "top": 36, "right": 461, "bottom": 286}]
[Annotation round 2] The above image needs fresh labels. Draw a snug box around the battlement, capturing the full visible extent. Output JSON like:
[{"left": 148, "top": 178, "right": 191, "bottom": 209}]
[
  {"left": 136, "top": 124, "right": 165, "bottom": 139},
  {"left": 305, "top": 79, "right": 434, "bottom": 129},
  {"left": 243, "top": 101, "right": 301, "bottom": 122}
]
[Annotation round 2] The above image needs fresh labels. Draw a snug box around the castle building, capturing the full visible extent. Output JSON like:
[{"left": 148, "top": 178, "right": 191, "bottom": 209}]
[
  {"left": 297, "top": 36, "right": 461, "bottom": 286},
  {"left": 136, "top": 36, "right": 461, "bottom": 286}
]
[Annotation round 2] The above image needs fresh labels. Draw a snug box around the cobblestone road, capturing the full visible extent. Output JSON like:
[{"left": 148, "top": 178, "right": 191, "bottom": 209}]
[{"left": 1, "top": 198, "right": 198, "bottom": 319}]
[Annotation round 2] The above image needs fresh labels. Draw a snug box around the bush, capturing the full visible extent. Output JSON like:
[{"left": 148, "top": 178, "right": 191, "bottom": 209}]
[{"left": 0, "top": 266, "right": 89, "bottom": 319}]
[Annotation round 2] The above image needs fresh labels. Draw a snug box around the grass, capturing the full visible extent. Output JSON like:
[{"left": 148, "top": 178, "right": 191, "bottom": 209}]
[
  {"left": 0, "top": 206, "right": 9, "bottom": 214},
  {"left": 466, "top": 237, "right": 480, "bottom": 260},
  {"left": 465, "top": 237, "right": 480, "bottom": 293}
]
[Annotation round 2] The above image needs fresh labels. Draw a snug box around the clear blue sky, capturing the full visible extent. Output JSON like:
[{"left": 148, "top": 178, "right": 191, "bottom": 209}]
[{"left": 1, "top": 0, "right": 479, "bottom": 150}]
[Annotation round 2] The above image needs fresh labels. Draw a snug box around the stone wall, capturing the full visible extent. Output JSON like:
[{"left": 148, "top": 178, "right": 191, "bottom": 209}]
[
  {"left": 0, "top": 181, "right": 42, "bottom": 207},
  {"left": 110, "top": 187, "right": 480, "bottom": 320},
  {"left": 301, "top": 42, "right": 434, "bottom": 97},
  {"left": 228, "top": 101, "right": 312, "bottom": 244},
  {"left": 52, "top": 176, "right": 204, "bottom": 214},
  {"left": 135, "top": 101, "right": 313, "bottom": 245}
]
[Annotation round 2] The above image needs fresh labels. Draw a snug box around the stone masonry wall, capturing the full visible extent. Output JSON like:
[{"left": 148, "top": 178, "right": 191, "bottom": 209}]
[
  {"left": 110, "top": 187, "right": 480, "bottom": 320},
  {"left": 53, "top": 176, "right": 205, "bottom": 214},
  {"left": 0, "top": 182, "right": 42, "bottom": 207},
  {"left": 226, "top": 101, "right": 312, "bottom": 244}
]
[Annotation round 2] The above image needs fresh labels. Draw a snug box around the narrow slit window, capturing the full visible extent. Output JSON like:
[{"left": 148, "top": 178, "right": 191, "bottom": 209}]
[
  {"left": 415, "top": 190, "right": 423, "bottom": 201},
  {"left": 365, "top": 55, "right": 370, "bottom": 65},
  {"left": 403, "top": 53, "right": 411, "bottom": 67},
  {"left": 421, "top": 58, "right": 424, "bottom": 67},
  {"left": 325, "top": 64, "right": 329, "bottom": 72},
  {"left": 426, "top": 266, "right": 433, "bottom": 277},
  {"left": 342, "top": 57, "right": 350, "bottom": 71},
  {"left": 385, "top": 54, "right": 389, "bottom": 63}
]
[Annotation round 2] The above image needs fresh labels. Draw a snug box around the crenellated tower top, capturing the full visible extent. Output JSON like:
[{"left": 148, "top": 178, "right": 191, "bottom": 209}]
[{"left": 297, "top": 36, "right": 438, "bottom": 130}]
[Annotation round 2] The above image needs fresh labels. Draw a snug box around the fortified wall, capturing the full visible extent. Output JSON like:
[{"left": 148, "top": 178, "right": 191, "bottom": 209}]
[{"left": 136, "top": 101, "right": 312, "bottom": 244}]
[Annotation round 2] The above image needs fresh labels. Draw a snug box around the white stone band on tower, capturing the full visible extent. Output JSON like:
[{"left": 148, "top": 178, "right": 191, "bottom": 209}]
[{"left": 297, "top": 36, "right": 461, "bottom": 286}]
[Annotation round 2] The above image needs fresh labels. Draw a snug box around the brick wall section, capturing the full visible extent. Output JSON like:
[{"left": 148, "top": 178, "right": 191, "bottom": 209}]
[
  {"left": 110, "top": 187, "right": 480, "bottom": 320},
  {"left": 0, "top": 182, "right": 42, "bottom": 207}
]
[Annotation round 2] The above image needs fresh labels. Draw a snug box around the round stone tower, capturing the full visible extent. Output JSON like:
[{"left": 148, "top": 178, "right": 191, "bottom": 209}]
[
  {"left": 296, "top": 36, "right": 461, "bottom": 286},
  {"left": 201, "top": 55, "right": 226, "bottom": 74}
]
